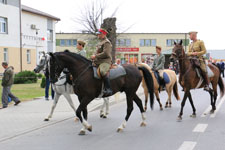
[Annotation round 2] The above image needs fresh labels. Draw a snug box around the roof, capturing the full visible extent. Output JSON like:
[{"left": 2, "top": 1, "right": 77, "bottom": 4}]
[{"left": 22, "top": 5, "right": 60, "bottom": 21}]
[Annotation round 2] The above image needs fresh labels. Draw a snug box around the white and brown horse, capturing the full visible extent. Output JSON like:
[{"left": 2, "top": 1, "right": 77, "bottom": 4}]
[{"left": 138, "top": 63, "right": 180, "bottom": 111}]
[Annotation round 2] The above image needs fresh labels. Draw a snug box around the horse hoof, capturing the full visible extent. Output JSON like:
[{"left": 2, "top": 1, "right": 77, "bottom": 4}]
[
  {"left": 177, "top": 116, "right": 182, "bottom": 121},
  {"left": 78, "top": 130, "right": 86, "bottom": 135},
  {"left": 210, "top": 110, "right": 215, "bottom": 114},
  {"left": 160, "top": 107, "right": 163, "bottom": 111},
  {"left": 74, "top": 117, "right": 79, "bottom": 122},
  {"left": 165, "top": 105, "right": 168, "bottom": 108},
  {"left": 87, "top": 126, "right": 92, "bottom": 132},
  {"left": 102, "top": 115, "right": 107, "bottom": 119},
  {"left": 140, "top": 122, "right": 147, "bottom": 127},
  {"left": 100, "top": 114, "right": 104, "bottom": 118},
  {"left": 168, "top": 105, "right": 172, "bottom": 108},
  {"left": 190, "top": 114, "right": 196, "bottom": 118},
  {"left": 117, "top": 128, "right": 123, "bottom": 133},
  {"left": 44, "top": 118, "right": 49, "bottom": 121}
]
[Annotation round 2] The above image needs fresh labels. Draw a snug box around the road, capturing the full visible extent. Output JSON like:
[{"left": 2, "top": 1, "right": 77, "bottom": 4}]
[{"left": 1, "top": 80, "right": 225, "bottom": 150}]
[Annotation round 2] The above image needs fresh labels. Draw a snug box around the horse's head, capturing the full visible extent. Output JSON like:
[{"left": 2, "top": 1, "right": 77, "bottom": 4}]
[
  {"left": 49, "top": 52, "right": 64, "bottom": 83},
  {"left": 170, "top": 40, "right": 185, "bottom": 62},
  {"left": 34, "top": 51, "right": 48, "bottom": 73}
]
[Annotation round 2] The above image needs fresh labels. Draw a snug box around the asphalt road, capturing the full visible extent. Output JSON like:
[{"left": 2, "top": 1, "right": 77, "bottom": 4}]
[{"left": 1, "top": 80, "right": 225, "bottom": 150}]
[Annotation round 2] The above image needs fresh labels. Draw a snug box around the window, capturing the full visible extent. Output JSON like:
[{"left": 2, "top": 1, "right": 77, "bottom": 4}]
[
  {"left": 0, "top": 0, "right": 7, "bottom": 4},
  {"left": 3, "top": 48, "right": 8, "bottom": 62},
  {"left": 140, "top": 39, "right": 156, "bottom": 46},
  {"left": 66, "top": 40, "right": 71, "bottom": 46},
  {"left": 27, "top": 50, "right": 31, "bottom": 64},
  {"left": 140, "top": 39, "right": 145, "bottom": 46},
  {"left": 47, "top": 30, "right": 53, "bottom": 41},
  {"left": 0, "top": 17, "right": 7, "bottom": 33},
  {"left": 167, "top": 39, "right": 172, "bottom": 47},
  {"left": 73, "top": 40, "right": 77, "bottom": 46},
  {"left": 167, "top": 39, "right": 183, "bottom": 47},
  {"left": 116, "top": 39, "right": 131, "bottom": 46},
  {"left": 60, "top": 40, "right": 65, "bottom": 46}
]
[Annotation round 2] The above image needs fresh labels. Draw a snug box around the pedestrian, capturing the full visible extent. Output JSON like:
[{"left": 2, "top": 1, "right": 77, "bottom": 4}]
[
  {"left": 44, "top": 68, "right": 54, "bottom": 100},
  {"left": 220, "top": 60, "right": 224, "bottom": 77},
  {"left": 115, "top": 58, "right": 121, "bottom": 66},
  {"left": 1, "top": 62, "right": 20, "bottom": 109},
  {"left": 76, "top": 40, "right": 86, "bottom": 57}
]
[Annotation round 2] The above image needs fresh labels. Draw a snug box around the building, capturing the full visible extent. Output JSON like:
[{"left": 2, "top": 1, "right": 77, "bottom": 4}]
[
  {"left": 0, "top": 0, "right": 60, "bottom": 73},
  {"left": 56, "top": 33, "right": 189, "bottom": 68}
]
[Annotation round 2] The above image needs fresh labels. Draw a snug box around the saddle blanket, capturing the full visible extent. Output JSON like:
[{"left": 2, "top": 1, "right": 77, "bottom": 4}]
[
  {"left": 154, "top": 71, "right": 170, "bottom": 85},
  {"left": 93, "top": 65, "right": 126, "bottom": 80},
  {"left": 195, "top": 66, "right": 214, "bottom": 78}
]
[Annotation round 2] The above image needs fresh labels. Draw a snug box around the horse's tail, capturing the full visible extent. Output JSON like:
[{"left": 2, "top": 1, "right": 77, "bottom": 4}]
[
  {"left": 173, "top": 81, "right": 180, "bottom": 100},
  {"left": 218, "top": 76, "right": 225, "bottom": 98},
  {"left": 138, "top": 66, "right": 154, "bottom": 109}
]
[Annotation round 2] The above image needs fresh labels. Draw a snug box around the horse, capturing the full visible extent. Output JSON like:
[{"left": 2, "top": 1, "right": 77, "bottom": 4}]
[
  {"left": 138, "top": 63, "right": 180, "bottom": 111},
  {"left": 49, "top": 51, "right": 154, "bottom": 135},
  {"left": 34, "top": 52, "right": 110, "bottom": 121},
  {"left": 170, "top": 40, "right": 225, "bottom": 121}
]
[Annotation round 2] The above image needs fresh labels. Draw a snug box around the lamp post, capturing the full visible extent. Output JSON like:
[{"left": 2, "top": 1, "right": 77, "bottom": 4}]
[{"left": 19, "top": 0, "right": 22, "bottom": 71}]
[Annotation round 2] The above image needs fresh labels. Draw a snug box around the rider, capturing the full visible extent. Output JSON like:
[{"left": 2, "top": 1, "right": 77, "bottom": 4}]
[
  {"left": 152, "top": 46, "right": 165, "bottom": 89},
  {"left": 187, "top": 31, "right": 210, "bottom": 91},
  {"left": 91, "top": 28, "right": 113, "bottom": 96},
  {"left": 77, "top": 40, "right": 86, "bottom": 57}
]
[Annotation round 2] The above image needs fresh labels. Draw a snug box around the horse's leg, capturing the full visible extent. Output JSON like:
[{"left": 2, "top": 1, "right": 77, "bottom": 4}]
[
  {"left": 167, "top": 85, "right": 173, "bottom": 108},
  {"left": 105, "top": 97, "right": 109, "bottom": 115},
  {"left": 187, "top": 91, "right": 196, "bottom": 118},
  {"left": 76, "top": 98, "right": 92, "bottom": 135},
  {"left": 100, "top": 99, "right": 106, "bottom": 118},
  {"left": 117, "top": 93, "right": 134, "bottom": 132},
  {"left": 210, "top": 82, "right": 218, "bottom": 113},
  {"left": 44, "top": 93, "right": 60, "bottom": 121},
  {"left": 155, "top": 91, "right": 163, "bottom": 110},
  {"left": 63, "top": 93, "right": 79, "bottom": 122},
  {"left": 177, "top": 90, "right": 189, "bottom": 121},
  {"left": 133, "top": 94, "right": 147, "bottom": 127}
]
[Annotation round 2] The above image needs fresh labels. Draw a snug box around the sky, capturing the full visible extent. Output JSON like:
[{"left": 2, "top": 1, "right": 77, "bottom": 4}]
[{"left": 21, "top": 0, "right": 225, "bottom": 50}]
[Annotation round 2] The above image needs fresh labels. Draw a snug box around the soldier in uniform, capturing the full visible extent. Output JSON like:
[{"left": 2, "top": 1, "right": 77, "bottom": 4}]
[
  {"left": 187, "top": 31, "right": 210, "bottom": 91},
  {"left": 152, "top": 46, "right": 165, "bottom": 89},
  {"left": 91, "top": 28, "right": 112, "bottom": 96},
  {"left": 77, "top": 40, "right": 86, "bottom": 57}
]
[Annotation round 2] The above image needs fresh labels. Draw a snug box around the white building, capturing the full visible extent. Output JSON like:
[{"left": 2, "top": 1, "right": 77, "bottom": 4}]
[{"left": 0, "top": 0, "right": 60, "bottom": 73}]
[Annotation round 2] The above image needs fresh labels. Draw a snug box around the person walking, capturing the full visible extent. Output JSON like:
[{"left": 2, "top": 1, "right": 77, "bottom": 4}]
[
  {"left": 44, "top": 68, "right": 54, "bottom": 100},
  {"left": 1, "top": 62, "right": 20, "bottom": 109},
  {"left": 76, "top": 40, "right": 86, "bottom": 57},
  {"left": 220, "top": 60, "right": 224, "bottom": 78}
]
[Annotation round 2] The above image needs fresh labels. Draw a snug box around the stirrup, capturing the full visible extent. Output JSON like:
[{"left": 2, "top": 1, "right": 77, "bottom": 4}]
[{"left": 203, "top": 86, "right": 210, "bottom": 92}]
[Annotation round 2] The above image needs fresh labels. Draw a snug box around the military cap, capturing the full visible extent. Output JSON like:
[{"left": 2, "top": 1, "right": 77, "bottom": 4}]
[
  {"left": 96, "top": 28, "right": 108, "bottom": 35},
  {"left": 77, "top": 40, "right": 86, "bottom": 47},
  {"left": 188, "top": 31, "right": 198, "bottom": 34},
  {"left": 2, "top": 62, "right": 8, "bottom": 66},
  {"left": 156, "top": 46, "right": 162, "bottom": 50}
]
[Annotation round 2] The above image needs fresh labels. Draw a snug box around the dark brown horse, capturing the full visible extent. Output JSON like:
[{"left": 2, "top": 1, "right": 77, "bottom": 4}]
[
  {"left": 170, "top": 40, "right": 225, "bottom": 120},
  {"left": 49, "top": 51, "right": 154, "bottom": 135}
]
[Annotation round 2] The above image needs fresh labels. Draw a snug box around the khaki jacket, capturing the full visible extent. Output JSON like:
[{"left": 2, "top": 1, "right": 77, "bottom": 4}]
[
  {"left": 2, "top": 66, "right": 14, "bottom": 87},
  {"left": 93, "top": 37, "right": 112, "bottom": 65},
  {"left": 187, "top": 40, "right": 206, "bottom": 60}
]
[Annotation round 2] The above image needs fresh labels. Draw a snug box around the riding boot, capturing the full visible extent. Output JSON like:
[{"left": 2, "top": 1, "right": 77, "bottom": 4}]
[
  {"left": 103, "top": 74, "right": 113, "bottom": 96},
  {"left": 202, "top": 71, "right": 210, "bottom": 91}
]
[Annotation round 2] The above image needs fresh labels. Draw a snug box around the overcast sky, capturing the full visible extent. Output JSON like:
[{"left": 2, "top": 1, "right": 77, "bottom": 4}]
[{"left": 21, "top": 0, "right": 225, "bottom": 50}]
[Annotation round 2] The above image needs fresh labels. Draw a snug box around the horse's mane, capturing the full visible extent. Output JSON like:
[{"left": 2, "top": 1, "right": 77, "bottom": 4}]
[{"left": 55, "top": 51, "right": 92, "bottom": 64}]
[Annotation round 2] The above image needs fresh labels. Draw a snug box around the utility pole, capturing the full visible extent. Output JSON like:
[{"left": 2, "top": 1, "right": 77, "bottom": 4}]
[{"left": 19, "top": 0, "right": 22, "bottom": 71}]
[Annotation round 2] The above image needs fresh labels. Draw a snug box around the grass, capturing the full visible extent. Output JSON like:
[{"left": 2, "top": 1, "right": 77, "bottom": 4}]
[{"left": 0, "top": 80, "right": 45, "bottom": 105}]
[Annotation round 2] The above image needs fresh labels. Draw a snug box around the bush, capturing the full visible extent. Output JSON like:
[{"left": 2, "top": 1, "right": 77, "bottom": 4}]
[
  {"left": 37, "top": 73, "right": 43, "bottom": 79},
  {"left": 14, "top": 71, "right": 38, "bottom": 84},
  {"left": 40, "top": 77, "right": 46, "bottom": 88}
]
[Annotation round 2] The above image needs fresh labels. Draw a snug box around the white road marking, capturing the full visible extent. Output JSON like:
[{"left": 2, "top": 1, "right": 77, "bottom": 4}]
[
  {"left": 210, "top": 96, "right": 225, "bottom": 118},
  {"left": 178, "top": 141, "right": 197, "bottom": 150},
  {"left": 192, "top": 124, "right": 208, "bottom": 133},
  {"left": 201, "top": 105, "right": 211, "bottom": 117}
]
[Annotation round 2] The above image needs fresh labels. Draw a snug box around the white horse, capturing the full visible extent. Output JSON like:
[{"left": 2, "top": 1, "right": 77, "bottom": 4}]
[{"left": 34, "top": 52, "right": 110, "bottom": 121}]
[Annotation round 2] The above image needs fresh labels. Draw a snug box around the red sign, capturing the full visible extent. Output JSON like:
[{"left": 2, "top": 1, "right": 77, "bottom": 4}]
[{"left": 116, "top": 48, "right": 139, "bottom": 52}]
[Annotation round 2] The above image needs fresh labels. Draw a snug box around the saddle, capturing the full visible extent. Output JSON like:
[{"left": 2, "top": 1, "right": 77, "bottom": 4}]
[
  {"left": 93, "top": 65, "right": 126, "bottom": 80},
  {"left": 154, "top": 71, "right": 170, "bottom": 87}
]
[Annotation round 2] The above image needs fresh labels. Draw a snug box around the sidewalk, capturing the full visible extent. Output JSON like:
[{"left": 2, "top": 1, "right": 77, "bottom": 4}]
[{"left": 0, "top": 86, "right": 144, "bottom": 143}]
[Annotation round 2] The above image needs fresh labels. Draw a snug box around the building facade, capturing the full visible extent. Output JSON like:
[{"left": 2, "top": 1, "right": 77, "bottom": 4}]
[
  {"left": 0, "top": 1, "right": 60, "bottom": 73},
  {"left": 56, "top": 33, "right": 189, "bottom": 68}
]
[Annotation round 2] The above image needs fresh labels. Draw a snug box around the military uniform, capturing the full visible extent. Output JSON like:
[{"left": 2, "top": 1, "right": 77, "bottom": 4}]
[
  {"left": 152, "top": 53, "right": 165, "bottom": 77},
  {"left": 187, "top": 40, "right": 207, "bottom": 72},
  {"left": 77, "top": 40, "right": 87, "bottom": 57},
  {"left": 93, "top": 37, "right": 112, "bottom": 77}
]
